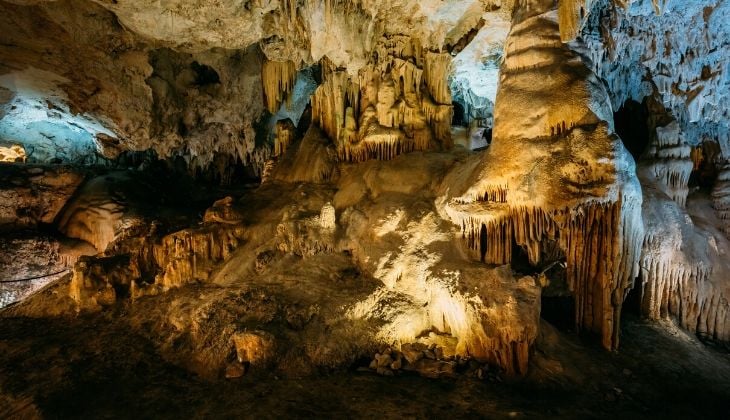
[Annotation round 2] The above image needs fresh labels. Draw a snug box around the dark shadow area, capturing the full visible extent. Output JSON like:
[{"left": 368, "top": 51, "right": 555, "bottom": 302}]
[
  {"left": 452, "top": 101, "right": 467, "bottom": 127},
  {"left": 614, "top": 99, "right": 650, "bottom": 160},
  {"left": 191, "top": 61, "right": 221, "bottom": 86},
  {"left": 689, "top": 141, "right": 721, "bottom": 191},
  {"left": 541, "top": 296, "right": 575, "bottom": 331},
  {"left": 623, "top": 275, "right": 643, "bottom": 316}
]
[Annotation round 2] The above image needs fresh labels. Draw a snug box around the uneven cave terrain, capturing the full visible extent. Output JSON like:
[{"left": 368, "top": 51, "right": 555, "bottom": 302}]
[{"left": 1, "top": 0, "right": 729, "bottom": 418}]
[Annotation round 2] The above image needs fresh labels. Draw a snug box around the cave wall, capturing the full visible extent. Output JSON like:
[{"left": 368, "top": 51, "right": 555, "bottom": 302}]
[{"left": 583, "top": 0, "right": 730, "bottom": 152}]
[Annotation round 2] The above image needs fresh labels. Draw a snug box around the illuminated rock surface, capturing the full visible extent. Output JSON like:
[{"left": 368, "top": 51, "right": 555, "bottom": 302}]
[{"left": 1, "top": 0, "right": 729, "bottom": 417}]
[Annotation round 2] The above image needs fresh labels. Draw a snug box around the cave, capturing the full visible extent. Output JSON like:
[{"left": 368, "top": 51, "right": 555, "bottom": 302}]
[
  {"left": 2, "top": 0, "right": 730, "bottom": 418},
  {"left": 452, "top": 101, "right": 467, "bottom": 127},
  {"left": 190, "top": 61, "right": 221, "bottom": 86},
  {"left": 614, "top": 99, "right": 651, "bottom": 160},
  {"left": 689, "top": 140, "right": 722, "bottom": 190}
]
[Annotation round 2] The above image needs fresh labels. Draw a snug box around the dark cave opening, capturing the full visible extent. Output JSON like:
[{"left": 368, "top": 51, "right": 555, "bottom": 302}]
[
  {"left": 541, "top": 296, "right": 575, "bottom": 331},
  {"left": 689, "top": 141, "right": 722, "bottom": 191},
  {"left": 614, "top": 99, "right": 651, "bottom": 160},
  {"left": 623, "top": 275, "right": 643, "bottom": 316},
  {"left": 190, "top": 61, "right": 221, "bottom": 86},
  {"left": 452, "top": 101, "right": 467, "bottom": 127}
]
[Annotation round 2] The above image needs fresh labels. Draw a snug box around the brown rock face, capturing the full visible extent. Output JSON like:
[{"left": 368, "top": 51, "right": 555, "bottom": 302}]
[
  {"left": 0, "top": 164, "right": 84, "bottom": 229},
  {"left": 231, "top": 331, "right": 276, "bottom": 367}
]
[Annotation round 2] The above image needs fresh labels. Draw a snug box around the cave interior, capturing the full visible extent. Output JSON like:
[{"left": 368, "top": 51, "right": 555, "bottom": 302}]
[{"left": 1, "top": 0, "right": 730, "bottom": 418}]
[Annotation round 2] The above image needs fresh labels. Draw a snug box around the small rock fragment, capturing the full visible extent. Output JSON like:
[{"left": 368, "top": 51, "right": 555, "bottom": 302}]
[{"left": 224, "top": 361, "right": 245, "bottom": 379}]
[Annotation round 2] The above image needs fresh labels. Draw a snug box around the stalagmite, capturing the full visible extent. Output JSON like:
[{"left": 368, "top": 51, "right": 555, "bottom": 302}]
[
  {"left": 274, "top": 119, "right": 296, "bottom": 157},
  {"left": 442, "top": 0, "right": 643, "bottom": 351}
]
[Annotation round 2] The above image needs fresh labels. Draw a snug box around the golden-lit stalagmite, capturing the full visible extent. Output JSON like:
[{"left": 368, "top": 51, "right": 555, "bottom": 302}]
[
  {"left": 274, "top": 119, "right": 297, "bottom": 157},
  {"left": 441, "top": 0, "right": 643, "bottom": 350},
  {"left": 311, "top": 39, "right": 453, "bottom": 162}
]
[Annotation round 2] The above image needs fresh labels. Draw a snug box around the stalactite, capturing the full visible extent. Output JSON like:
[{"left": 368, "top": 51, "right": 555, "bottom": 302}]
[
  {"left": 312, "top": 36, "right": 453, "bottom": 163},
  {"left": 423, "top": 51, "right": 452, "bottom": 105},
  {"left": 641, "top": 186, "right": 730, "bottom": 342},
  {"left": 451, "top": 198, "right": 641, "bottom": 350},
  {"left": 461, "top": 199, "right": 642, "bottom": 348},
  {"left": 421, "top": 96, "right": 453, "bottom": 146},
  {"left": 153, "top": 225, "right": 246, "bottom": 289},
  {"left": 312, "top": 68, "right": 352, "bottom": 146},
  {"left": 262, "top": 59, "right": 297, "bottom": 113}
]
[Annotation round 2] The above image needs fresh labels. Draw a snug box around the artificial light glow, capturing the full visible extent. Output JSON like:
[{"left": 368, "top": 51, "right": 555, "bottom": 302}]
[{"left": 0, "top": 67, "right": 117, "bottom": 163}]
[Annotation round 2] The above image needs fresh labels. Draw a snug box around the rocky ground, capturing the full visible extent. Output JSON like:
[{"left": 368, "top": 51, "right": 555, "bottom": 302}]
[{"left": 1, "top": 307, "right": 728, "bottom": 419}]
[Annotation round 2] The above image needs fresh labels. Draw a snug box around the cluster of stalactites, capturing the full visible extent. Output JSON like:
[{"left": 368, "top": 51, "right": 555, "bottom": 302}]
[
  {"left": 453, "top": 193, "right": 643, "bottom": 350},
  {"left": 640, "top": 234, "right": 730, "bottom": 342},
  {"left": 311, "top": 40, "right": 453, "bottom": 162},
  {"left": 558, "top": 0, "right": 667, "bottom": 42},
  {"left": 423, "top": 51, "right": 452, "bottom": 105},
  {"left": 262, "top": 59, "right": 298, "bottom": 113},
  {"left": 153, "top": 225, "right": 245, "bottom": 289}
]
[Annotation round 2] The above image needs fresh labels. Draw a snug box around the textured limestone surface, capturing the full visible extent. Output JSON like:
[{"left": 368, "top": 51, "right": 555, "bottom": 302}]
[
  {"left": 442, "top": 0, "right": 642, "bottom": 350},
  {"left": 1, "top": 0, "right": 730, "bottom": 408},
  {"left": 583, "top": 0, "right": 730, "bottom": 151},
  {"left": 0, "top": 164, "right": 85, "bottom": 228}
]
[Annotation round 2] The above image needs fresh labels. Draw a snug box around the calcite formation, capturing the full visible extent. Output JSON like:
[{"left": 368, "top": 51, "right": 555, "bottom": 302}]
[
  {"left": 69, "top": 218, "right": 247, "bottom": 310},
  {"left": 0, "top": 145, "right": 26, "bottom": 163},
  {"left": 583, "top": 0, "right": 730, "bottom": 152},
  {"left": 56, "top": 173, "right": 130, "bottom": 252},
  {"left": 2, "top": 0, "right": 730, "bottom": 394},
  {"left": 263, "top": 60, "right": 298, "bottom": 114},
  {"left": 311, "top": 45, "right": 454, "bottom": 162},
  {"left": 442, "top": 0, "right": 642, "bottom": 350},
  {"left": 638, "top": 184, "right": 730, "bottom": 342},
  {"left": 0, "top": 165, "right": 84, "bottom": 229},
  {"left": 152, "top": 224, "right": 246, "bottom": 289},
  {"left": 645, "top": 121, "right": 694, "bottom": 207}
]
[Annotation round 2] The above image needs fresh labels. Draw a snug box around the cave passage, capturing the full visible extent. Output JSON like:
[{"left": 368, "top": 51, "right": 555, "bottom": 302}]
[{"left": 614, "top": 99, "right": 650, "bottom": 160}]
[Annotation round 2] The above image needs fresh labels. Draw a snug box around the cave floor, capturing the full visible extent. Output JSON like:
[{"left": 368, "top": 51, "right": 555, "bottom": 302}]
[{"left": 1, "top": 311, "right": 728, "bottom": 419}]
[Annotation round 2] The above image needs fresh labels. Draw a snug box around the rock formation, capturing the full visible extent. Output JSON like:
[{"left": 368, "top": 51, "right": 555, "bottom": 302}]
[
  {"left": 1, "top": 0, "right": 730, "bottom": 406},
  {"left": 441, "top": 0, "right": 643, "bottom": 351}
]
